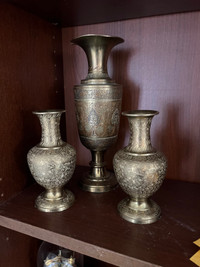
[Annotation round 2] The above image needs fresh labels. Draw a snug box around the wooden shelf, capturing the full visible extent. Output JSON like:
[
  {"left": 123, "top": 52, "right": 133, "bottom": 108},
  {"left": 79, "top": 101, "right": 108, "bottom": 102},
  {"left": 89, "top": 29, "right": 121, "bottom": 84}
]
[
  {"left": 0, "top": 166, "right": 199, "bottom": 266},
  {"left": 9, "top": 0, "right": 200, "bottom": 27}
]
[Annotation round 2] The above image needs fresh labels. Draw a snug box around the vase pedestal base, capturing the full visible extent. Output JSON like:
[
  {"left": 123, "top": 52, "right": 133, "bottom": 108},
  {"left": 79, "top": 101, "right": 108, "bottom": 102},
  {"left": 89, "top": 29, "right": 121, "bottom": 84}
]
[
  {"left": 80, "top": 171, "right": 118, "bottom": 193},
  {"left": 35, "top": 189, "right": 75, "bottom": 212},
  {"left": 118, "top": 197, "right": 161, "bottom": 224}
]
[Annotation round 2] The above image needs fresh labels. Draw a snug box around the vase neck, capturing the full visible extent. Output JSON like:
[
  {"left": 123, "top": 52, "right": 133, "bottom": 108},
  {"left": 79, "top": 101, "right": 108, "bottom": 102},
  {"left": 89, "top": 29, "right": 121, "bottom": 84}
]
[
  {"left": 124, "top": 111, "right": 158, "bottom": 154},
  {"left": 71, "top": 35, "right": 124, "bottom": 82},
  {"left": 34, "top": 110, "right": 65, "bottom": 148}
]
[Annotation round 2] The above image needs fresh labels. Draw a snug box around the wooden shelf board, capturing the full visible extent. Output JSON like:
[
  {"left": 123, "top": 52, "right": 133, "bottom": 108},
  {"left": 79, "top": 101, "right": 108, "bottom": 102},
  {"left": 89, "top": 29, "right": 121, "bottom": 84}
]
[
  {"left": 9, "top": 0, "right": 200, "bottom": 27},
  {"left": 0, "top": 166, "right": 199, "bottom": 266}
]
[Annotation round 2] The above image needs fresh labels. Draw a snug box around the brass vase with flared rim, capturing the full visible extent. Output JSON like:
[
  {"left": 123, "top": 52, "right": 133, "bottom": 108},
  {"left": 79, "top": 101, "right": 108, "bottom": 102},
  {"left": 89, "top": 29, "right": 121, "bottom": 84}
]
[
  {"left": 71, "top": 34, "right": 124, "bottom": 193},
  {"left": 27, "top": 110, "right": 76, "bottom": 212},
  {"left": 113, "top": 110, "right": 167, "bottom": 224}
]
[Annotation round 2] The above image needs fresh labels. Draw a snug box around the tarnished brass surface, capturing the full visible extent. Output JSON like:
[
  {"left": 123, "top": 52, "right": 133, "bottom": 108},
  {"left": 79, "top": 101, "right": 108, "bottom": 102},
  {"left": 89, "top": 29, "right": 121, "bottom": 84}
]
[
  {"left": 71, "top": 34, "right": 124, "bottom": 192},
  {"left": 27, "top": 110, "right": 76, "bottom": 212},
  {"left": 79, "top": 151, "right": 117, "bottom": 193},
  {"left": 113, "top": 110, "right": 167, "bottom": 224},
  {"left": 35, "top": 189, "right": 74, "bottom": 213}
]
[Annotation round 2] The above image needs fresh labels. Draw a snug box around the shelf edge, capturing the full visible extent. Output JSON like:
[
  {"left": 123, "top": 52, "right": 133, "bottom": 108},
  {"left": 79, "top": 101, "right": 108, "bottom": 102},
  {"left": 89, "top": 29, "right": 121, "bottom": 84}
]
[{"left": 0, "top": 214, "right": 160, "bottom": 267}]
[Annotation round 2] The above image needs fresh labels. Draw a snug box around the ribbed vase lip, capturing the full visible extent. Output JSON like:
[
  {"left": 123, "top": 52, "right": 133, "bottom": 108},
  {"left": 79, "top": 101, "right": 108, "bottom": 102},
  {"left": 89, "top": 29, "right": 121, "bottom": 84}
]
[
  {"left": 122, "top": 110, "right": 159, "bottom": 117},
  {"left": 32, "top": 109, "right": 65, "bottom": 115},
  {"left": 71, "top": 34, "right": 124, "bottom": 44}
]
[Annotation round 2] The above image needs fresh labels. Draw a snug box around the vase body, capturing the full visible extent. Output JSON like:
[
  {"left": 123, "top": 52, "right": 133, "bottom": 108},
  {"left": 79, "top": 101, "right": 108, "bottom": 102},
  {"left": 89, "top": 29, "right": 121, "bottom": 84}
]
[
  {"left": 71, "top": 34, "right": 124, "bottom": 193},
  {"left": 113, "top": 110, "right": 167, "bottom": 224},
  {"left": 27, "top": 110, "right": 76, "bottom": 212}
]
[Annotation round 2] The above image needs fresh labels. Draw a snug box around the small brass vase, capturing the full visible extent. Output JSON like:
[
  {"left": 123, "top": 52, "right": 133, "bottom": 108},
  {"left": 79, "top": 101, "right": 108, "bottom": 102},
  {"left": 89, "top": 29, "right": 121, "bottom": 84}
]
[
  {"left": 27, "top": 110, "right": 76, "bottom": 212},
  {"left": 71, "top": 34, "right": 124, "bottom": 193},
  {"left": 113, "top": 110, "right": 167, "bottom": 224}
]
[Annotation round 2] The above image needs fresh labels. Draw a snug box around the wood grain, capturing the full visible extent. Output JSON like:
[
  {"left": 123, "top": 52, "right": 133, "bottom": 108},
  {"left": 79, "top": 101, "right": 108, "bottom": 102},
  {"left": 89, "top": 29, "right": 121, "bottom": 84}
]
[
  {"left": 0, "top": 166, "right": 199, "bottom": 267},
  {"left": 9, "top": 0, "right": 200, "bottom": 27},
  {"left": 0, "top": 3, "right": 64, "bottom": 203},
  {"left": 62, "top": 11, "right": 200, "bottom": 183},
  {"left": 0, "top": 4, "right": 64, "bottom": 266}
]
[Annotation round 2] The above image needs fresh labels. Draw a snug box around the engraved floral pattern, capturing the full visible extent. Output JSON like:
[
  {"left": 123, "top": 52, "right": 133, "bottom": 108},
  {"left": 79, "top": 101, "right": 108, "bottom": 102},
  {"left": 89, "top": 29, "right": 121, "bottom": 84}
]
[
  {"left": 38, "top": 113, "right": 64, "bottom": 147},
  {"left": 126, "top": 117, "right": 153, "bottom": 153},
  {"left": 113, "top": 111, "right": 167, "bottom": 222},
  {"left": 111, "top": 108, "right": 120, "bottom": 125},
  {"left": 114, "top": 150, "right": 167, "bottom": 198},
  {"left": 74, "top": 86, "right": 122, "bottom": 100},
  {"left": 27, "top": 111, "right": 76, "bottom": 190},
  {"left": 27, "top": 145, "right": 76, "bottom": 189},
  {"left": 88, "top": 108, "right": 99, "bottom": 127}
]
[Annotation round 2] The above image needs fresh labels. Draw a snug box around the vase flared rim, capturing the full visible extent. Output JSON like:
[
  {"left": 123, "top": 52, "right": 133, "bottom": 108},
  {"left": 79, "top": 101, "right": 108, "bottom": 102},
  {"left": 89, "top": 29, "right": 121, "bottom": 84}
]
[
  {"left": 71, "top": 34, "right": 124, "bottom": 44},
  {"left": 122, "top": 110, "right": 159, "bottom": 117},
  {"left": 33, "top": 109, "right": 65, "bottom": 115}
]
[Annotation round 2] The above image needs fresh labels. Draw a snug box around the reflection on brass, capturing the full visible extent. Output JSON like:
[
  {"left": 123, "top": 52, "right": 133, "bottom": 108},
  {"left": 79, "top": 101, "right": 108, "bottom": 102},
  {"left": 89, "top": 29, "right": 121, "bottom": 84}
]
[
  {"left": 71, "top": 34, "right": 124, "bottom": 193},
  {"left": 27, "top": 110, "right": 76, "bottom": 212},
  {"left": 113, "top": 110, "right": 167, "bottom": 224}
]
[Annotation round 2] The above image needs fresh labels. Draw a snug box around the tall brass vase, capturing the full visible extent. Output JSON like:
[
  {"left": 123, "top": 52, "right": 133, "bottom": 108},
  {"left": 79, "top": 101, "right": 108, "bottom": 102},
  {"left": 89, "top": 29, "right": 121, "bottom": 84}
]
[{"left": 71, "top": 34, "right": 124, "bottom": 193}]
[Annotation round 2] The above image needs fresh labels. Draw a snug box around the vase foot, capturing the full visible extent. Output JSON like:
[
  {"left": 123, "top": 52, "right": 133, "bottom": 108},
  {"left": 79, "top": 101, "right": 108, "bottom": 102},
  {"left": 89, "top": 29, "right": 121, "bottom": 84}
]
[
  {"left": 80, "top": 171, "right": 118, "bottom": 193},
  {"left": 118, "top": 197, "right": 161, "bottom": 224},
  {"left": 35, "top": 189, "right": 75, "bottom": 212}
]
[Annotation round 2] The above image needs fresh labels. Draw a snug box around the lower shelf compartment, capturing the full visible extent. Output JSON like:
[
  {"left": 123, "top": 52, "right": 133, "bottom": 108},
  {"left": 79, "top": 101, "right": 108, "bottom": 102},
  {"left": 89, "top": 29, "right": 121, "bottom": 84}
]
[{"left": 0, "top": 166, "right": 199, "bottom": 266}]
